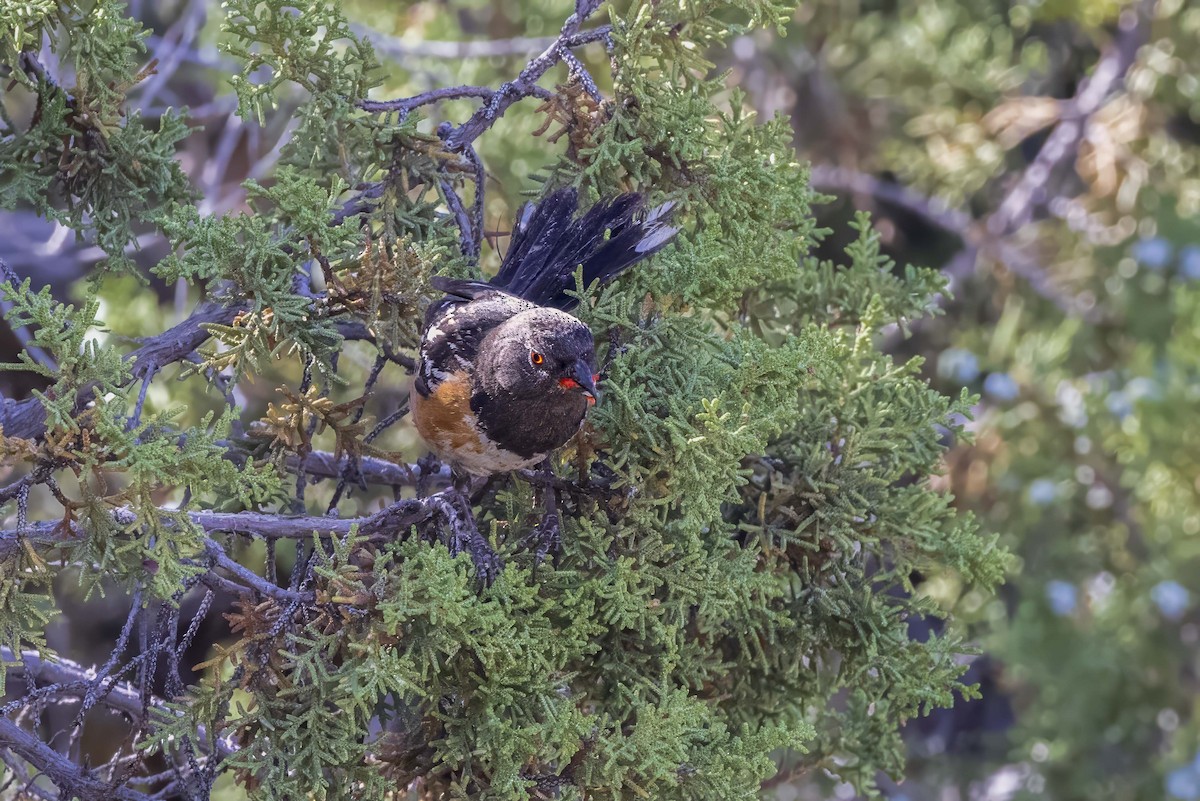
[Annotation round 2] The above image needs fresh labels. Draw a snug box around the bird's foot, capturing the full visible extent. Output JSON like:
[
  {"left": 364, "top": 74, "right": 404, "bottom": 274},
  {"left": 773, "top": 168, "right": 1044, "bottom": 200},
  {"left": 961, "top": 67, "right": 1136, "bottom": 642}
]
[
  {"left": 522, "top": 506, "right": 561, "bottom": 567},
  {"left": 440, "top": 478, "right": 501, "bottom": 585},
  {"left": 521, "top": 461, "right": 562, "bottom": 567},
  {"left": 416, "top": 453, "right": 442, "bottom": 496}
]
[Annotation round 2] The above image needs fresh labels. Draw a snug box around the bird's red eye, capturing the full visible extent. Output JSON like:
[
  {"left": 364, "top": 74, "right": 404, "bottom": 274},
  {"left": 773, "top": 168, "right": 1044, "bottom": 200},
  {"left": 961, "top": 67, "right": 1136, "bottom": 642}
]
[{"left": 531, "top": 351, "right": 544, "bottom": 366}]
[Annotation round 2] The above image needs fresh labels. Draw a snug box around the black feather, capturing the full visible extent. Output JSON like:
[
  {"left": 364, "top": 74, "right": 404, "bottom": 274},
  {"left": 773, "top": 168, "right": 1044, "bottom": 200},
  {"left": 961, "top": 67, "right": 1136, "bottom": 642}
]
[
  {"left": 489, "top": 187, "right": 678, "bottom": 310},
  {"left": 428, "top": 277, "right": 497, "bottom": 304}
]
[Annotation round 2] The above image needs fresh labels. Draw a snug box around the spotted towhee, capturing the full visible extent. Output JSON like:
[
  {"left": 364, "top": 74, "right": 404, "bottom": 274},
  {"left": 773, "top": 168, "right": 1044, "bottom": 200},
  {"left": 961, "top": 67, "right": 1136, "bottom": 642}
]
[{"left": 412, "top": 188, "right": 677, "bottom": 478}]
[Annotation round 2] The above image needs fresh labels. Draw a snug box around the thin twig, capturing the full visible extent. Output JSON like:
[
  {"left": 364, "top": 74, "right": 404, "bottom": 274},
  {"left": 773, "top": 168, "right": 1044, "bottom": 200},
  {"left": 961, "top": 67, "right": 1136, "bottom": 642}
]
[
  {"left": 78, "top": 587, "right": 143, "bottom": 721},
  {"left": 439, "top": 176, "right": 477, "bottom": 258},
  {"left": 986, "top": 1, "right": 1152, "bottom": 239},
  {"left": 202, "top": 537, "right": 314, "bottom": 604},
  {"left": 1, "top": 646, "right": 236, "bottom": 759},
  {"left": 0, "top": 718, "right": 153, "bottom": 801},
  {"left": 465, "top": 144, "right": 486, "bottom": 258},
  {"left": 560, "top": 48, "right": 602, "bottom": 103},
  {"left": 359, "top": 86, "right": 500, "bottom": 114},
  {"left": 128, "top": 371, "right": 155, "bottom": 431}
]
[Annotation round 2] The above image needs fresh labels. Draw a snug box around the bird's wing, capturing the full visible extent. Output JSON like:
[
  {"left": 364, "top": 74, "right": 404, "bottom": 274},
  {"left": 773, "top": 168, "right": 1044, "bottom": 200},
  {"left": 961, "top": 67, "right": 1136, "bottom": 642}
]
[{"left": 415, "top": 289, "right": 534, "bottom": 397}]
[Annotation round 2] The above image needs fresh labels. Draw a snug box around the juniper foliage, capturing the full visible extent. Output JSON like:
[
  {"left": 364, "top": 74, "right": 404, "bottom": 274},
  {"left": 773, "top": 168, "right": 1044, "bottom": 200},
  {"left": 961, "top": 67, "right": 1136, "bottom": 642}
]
[
  {"left": 0, "top": 0, "right": 1005, "bottom": 798},
  {"left": 755, "top": 0, "right": 1200, "bottom": 796}
]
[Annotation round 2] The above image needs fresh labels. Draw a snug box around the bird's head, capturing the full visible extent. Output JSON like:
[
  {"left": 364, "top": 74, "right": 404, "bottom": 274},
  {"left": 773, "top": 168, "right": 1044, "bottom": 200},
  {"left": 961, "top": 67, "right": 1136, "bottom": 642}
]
[{"left": 474, "top": 308, "right": 600, "bottom": 408}]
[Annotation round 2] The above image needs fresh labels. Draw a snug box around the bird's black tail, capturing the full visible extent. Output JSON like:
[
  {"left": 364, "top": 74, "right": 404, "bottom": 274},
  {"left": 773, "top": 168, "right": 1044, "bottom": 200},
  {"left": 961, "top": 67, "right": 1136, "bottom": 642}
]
[{"left": 490, "top": 187, "right": 678, "bottom": 310}]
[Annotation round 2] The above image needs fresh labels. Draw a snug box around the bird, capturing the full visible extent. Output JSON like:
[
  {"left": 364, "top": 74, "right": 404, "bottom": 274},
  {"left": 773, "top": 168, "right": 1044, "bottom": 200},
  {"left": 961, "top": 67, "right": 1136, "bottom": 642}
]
[{"left": 411, "top": 187, "right": 678, "bottom": 480}]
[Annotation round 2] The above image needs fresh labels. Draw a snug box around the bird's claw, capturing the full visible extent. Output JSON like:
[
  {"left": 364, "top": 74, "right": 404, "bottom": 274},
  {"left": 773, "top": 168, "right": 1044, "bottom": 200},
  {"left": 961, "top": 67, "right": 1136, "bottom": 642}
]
[
  {"left": 441, "top": 483, "right": 502, "bottom": 586},
  {"left": 447, "top": 521, "right": 500, "bottom": 586},
  {"left": 523, "top": 507, "right": 562, "bottom": 567}
]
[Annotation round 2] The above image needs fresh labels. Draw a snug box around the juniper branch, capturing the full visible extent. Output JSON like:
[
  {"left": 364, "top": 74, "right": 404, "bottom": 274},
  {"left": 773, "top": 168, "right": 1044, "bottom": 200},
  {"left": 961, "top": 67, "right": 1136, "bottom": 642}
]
[
  {"left": 986, "top": 0, "right": 1152, "bottom": 239},
  {"left": 359, "top": 86, "right": 507, "bottom": 114},
  {"left": 0, "top": 299, "right": 245, "bottom": 440},
  {"left": 2, "top": 646, "right": 237, "bottom": 756},
  {"left": 357, "top": 26, "right": 610, "bottom": 117},
  {"left": 288, "top": 449, "right": 616, "bottom": 500},
  {"left": 0, "top": 490, "right": 459, "bottom": 559},
  {"left": 443, "top": 9, "right": 606, "bottom": 151},
  {"left": 288, "top": 451, "right": 446, "bottom": 486},
  {"left": 201, "top": 537, "right": 314, "bottom": 604},
  {"left": 439, "top": 175, "right": 478, "bottom": 257},
  {"left": 354, "top": 3, "right": 607, "bottom": 259},
  {"left": 0, "top": 174, "right": 415, "bottom": 444},
  {"left": 0, "top": 718, "right": 154, "bottom": 801}
]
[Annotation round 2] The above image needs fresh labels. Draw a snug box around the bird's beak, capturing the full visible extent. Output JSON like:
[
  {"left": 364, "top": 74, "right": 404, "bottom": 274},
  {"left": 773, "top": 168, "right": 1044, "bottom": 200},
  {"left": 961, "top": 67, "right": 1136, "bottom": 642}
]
[{"left": 561, "top": 359, "right": 600, "bottom": 405}]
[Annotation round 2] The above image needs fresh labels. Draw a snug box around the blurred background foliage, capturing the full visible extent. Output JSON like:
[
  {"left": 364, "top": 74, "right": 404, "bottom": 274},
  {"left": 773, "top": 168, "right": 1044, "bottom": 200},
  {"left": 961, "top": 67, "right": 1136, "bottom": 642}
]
[
  {"left": 732, "top": 0, "right": 1200, "bottom": 799},
  {"left": 2, "top": 0, "right": 1199, "bottom": 798}
]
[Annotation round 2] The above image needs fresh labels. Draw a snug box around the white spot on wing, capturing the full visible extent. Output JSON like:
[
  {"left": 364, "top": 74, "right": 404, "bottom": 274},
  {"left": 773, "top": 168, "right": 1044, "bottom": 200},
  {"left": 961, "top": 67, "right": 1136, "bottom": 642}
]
[
  {"left": 636, "top": 200, "right": 679, "bottom": 253},
  {"left": 644, "top": 200, "right": 676, "bottom": 224},
  {"left": 517, "top": 202, "right": 536, "bottom": 232},
  {"left": 636, "top": 224, "right": 679, "bottom": 253}
]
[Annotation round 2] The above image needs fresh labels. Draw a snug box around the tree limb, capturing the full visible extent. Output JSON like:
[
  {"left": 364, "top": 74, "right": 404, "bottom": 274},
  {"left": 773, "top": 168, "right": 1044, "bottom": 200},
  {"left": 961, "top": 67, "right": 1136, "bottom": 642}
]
[
  {"left": 986, "top": 0, "right": 1152, "bottom": 239},
  {"left": 1, "top": 646, "right": 237, "bottom": 787},
  {"left": 0, "top": 490, "right": 457, "bottom": 561},
  {"left": 0, "top": 718, "right": 154, "bottom": 801}
]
